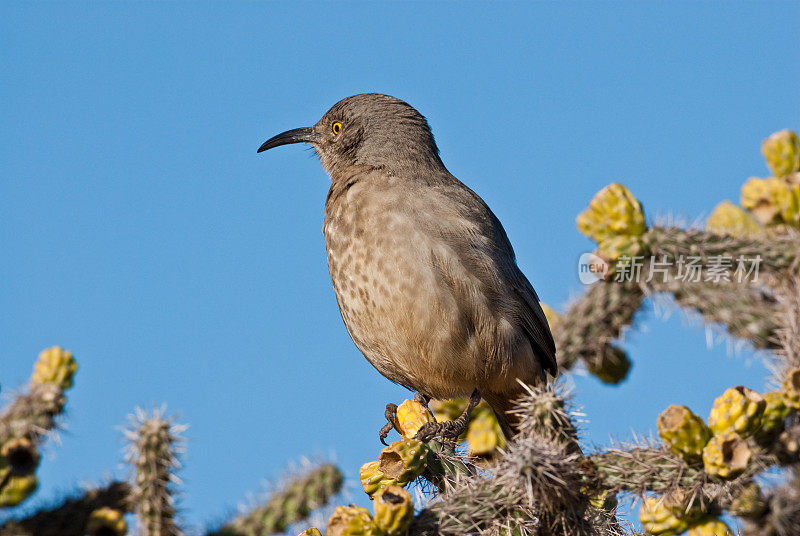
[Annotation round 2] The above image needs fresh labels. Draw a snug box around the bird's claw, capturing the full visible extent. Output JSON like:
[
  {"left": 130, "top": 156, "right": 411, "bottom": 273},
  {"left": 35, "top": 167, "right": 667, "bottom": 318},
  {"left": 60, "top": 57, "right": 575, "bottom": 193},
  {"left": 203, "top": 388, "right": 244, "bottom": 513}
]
[
  {"left": 379, "top": 403, "right": 399, "bottom": 446},
  {"left": 414, "top": 419, "right": 467, "bottom": 442},
  {"left": 414, "top": 389, "right": 481, "bottom": 443}
]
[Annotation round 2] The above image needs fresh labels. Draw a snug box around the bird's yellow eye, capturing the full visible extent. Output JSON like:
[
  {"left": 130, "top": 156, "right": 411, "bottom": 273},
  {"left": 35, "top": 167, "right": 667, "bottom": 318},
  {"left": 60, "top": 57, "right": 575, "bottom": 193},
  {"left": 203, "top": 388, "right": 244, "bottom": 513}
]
[{"left": 332, "top": 122, "right": 342, "bottom": 135}]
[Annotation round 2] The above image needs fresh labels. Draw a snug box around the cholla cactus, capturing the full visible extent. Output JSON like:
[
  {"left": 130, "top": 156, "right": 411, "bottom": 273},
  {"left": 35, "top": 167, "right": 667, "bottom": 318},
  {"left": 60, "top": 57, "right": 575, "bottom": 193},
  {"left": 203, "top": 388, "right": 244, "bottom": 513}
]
[
  {"left": 740, "top": 177, "right": 791, "bottom": 225},
  {"left": 0, "top": 474, "right": 37, "bottom": 507},
  {"left": 395, "top": 399, "right": 434, "bottom": 438},
  {"left": 360, "top": 460, "right": 400, "bottom": 498},
  {"left": 552, "top": 276, "right": 643, "bottom": 373},
  {"left": 657, "top": 405, "right": 711, "bottom": 462},
  {"left": 645, "top": 224, "right": 800, "bottom": 278},
  {"left": 576, "top": 182, "right": 647, "bottom": 260},
  {"left": 757, "top": 392, "right": 792, "bottom": 440},
  {"left": 706, "top": 201, "right": 761, "bottom": 237},
  {"left": 782, "top": 367, "right": 800, "bottom": 409},
  {"left": 707, "top": 386, "right": 766, "bottom": 437},
  {"left": 373, "top": 486, "right": 413, "bottom": 535},
  {"left": 124, "top": 408, "right": 185, "bottom": 536},
  {"left": 576, "top": 182, "right": 647, "bottom": 241},
  {"left": 31, "top": 346, "right": 77, "bottom": 390},
  {"left": 702, "top": 432, "right": 751, "bottom": 479},
  {"left": 465, "top": 407, "right": 505, "bottom": 456},
  {"left": 86, "top": 507, "right": 127, "bottom": 536},
  {"left": 0, "top": 347, "right": 77, "bottom": 448},
  {"left": 400, "top": 397, "right": 506, "bottom": 457},
  {"left": 0, "top": 347, "right": 79, "bottom": 516},
  {"left": 588, "top": 488, "right": 618, "bottom": 512},
  {"left": 211, "top": 463, "right": 343, "bottom": 535},
  {"left": 780, "top": 183, "right": 800, "bottom": 228},
  {"left": 585, "top": 345, "right": 631, "bottom": 384},
  {"left": 649, "top": 272, "right": 781, "bottom": 350},
  {"left": 728, "top": 483, "right": 767, "bottom": 519},
  {"left": 511, "top": 384, "right": 581, "bottom": 453},
  {"left": 378, "top": 439, "right": 427, "bottom": 484},
  {"left": 638, "top": 496, "right": 694, "bottom": 535},
  {"left": 762, "top": 129, "right": 800, "bottom": 178},
  {"left": 0, "top": 481, "right": 131, "bottom": 536},
  {"left": 687, "top": 518, "right": 732, "bottom": 536},
  {"left": 326, "top": 505, "right": 380, "bottom": 536},
  {"left": 0, "top": 437, "right": 41, "bottom": 477},
  {"left": 429, "top": 398, "right": 467, "bottom": 422}
]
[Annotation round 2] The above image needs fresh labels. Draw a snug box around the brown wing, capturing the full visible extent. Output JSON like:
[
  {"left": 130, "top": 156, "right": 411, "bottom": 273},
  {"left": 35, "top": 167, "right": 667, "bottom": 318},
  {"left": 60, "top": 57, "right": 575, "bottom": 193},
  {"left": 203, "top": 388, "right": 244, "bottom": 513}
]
[
  {"left": 423, "top": 174, "right": 558, "bottom": 379},
  {"left": 512, "top": 276, "right": 558, "bottom": 378}
]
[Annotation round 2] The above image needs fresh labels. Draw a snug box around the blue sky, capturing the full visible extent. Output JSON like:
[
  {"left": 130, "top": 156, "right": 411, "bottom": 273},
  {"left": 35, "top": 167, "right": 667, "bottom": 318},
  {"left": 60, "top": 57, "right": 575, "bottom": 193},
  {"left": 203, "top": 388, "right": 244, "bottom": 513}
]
[{"left": 2, "top": 2, "right": 799, "bottom": 531}]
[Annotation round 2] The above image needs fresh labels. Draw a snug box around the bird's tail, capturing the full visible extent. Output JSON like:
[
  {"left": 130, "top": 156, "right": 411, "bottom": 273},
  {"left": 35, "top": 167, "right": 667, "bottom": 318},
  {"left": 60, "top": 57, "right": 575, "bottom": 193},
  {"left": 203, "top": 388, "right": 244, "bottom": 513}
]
[{"left": 482, "top": 390, "right": 522, "bottom": 439}]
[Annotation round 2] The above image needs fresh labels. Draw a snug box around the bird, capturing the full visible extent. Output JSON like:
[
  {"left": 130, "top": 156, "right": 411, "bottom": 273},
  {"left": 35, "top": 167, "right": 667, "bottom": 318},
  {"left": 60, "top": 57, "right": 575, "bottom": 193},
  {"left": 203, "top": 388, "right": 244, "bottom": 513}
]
[{"left": 258, "top": 93, "right": 556, "bottom": 439}]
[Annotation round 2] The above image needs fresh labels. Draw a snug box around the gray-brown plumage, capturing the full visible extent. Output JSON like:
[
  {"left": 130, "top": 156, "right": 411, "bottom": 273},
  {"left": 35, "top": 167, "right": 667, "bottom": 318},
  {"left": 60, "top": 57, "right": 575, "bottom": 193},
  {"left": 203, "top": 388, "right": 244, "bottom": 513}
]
[{"left": 258, "top": 93, "right": 556, "bottom": 437}]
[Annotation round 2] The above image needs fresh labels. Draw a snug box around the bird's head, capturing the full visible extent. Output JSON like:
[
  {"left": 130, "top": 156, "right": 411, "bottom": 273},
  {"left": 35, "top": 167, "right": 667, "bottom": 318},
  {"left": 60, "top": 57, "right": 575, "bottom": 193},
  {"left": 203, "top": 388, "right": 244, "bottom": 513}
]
[{"left": 258, "top": 93, "right": 443, "bottom": 178}]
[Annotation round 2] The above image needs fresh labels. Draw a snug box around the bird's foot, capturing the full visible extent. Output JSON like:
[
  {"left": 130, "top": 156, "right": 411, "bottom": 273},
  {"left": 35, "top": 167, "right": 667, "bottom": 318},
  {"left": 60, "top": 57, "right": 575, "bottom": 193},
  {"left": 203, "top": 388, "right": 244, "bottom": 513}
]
[
  {"left": 379, "top": 403, "right": 399, "bottom": 446},
  {"left": 414, "top": 389, "right": 481, "bottom": 442}
]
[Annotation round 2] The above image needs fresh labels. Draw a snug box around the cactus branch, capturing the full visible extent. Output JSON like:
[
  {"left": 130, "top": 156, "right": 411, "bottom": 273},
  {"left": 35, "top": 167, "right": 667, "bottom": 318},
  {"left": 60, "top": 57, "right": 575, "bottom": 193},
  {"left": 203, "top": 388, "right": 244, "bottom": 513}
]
[
  {"left": 553, "top": 278, "right": 644, "bottom": 372},
  {"left": 124, "top": 408, "right": 186, "bottom": 536},
  {"left": 410, "top": 385, "right": 608, "bottom": 536},
  {"left": 0, "top": 481, "right": 131, "bottom": 536},
  {"left": 0, "top": 385, "right": 67, "bottom": 447},
  {"left": 207, "top": 463, "right": 343, "bottom": 536},
  {"left": 644, "top": 226, "right": 800, "bottom": 277},
  {"left": 646, "top": 272, "right": 781, "bottom": 349}
]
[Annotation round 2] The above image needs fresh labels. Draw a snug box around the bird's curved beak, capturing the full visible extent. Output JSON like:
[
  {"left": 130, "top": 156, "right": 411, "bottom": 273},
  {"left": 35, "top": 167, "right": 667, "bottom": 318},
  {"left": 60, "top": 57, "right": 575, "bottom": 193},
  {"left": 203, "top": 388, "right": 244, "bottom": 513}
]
[{"left": 257, "top": 127, "right": 318, "bottom": 153}]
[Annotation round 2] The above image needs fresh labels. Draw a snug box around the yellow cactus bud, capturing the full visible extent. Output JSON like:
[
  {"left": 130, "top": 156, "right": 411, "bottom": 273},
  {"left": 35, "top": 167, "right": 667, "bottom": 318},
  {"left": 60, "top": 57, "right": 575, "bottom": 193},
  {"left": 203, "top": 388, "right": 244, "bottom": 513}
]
[
  {"left": 86, "top": 507, "right": 127, "bottom": 536},
  {"left": 638, "top": 496, "right": 691, "bottom": 536},
  {"left": 0, "top": 437, "right": 41, "bottom": 476},
  {"left": 762, "top": 129, "right": 800, "bottom": 178},
  {"left": 539, "top": 302, "right": 561, "bottom": 328},
  {"left": 728, "top": 483, "right": 767, "bottom": 519},
  {"left": 373, "top": 485, "right": 413, "bottom": 535},
  {"left": 708, "top": 386, "right": 766, "bottom": 437},
  {"left": 429, "top": 398, "right": 467, "bottom": 422},
  {"left": 757, "top": 391, "right": 792, "bottom": 438},
  {"left": 597, "top": 234, "right": 646, "bottom": 262},
  {"left": 576, "top": 183, "right": 647, "bottom": 243},
  {"left": 395, "top": 399, "right": 434, "bottom": 439},
  {"left": 657, "top": 405, "right": 711, "bottom": 462},
  {"left": 31, "top": 346, "right": 77, "bottom": 390},
  {"left": 298, "top": 529, "right": 322, "bottom": 536},
  {"left": 740, "top": 177, "right": 791, "bottom": 225},
  {"left": 0, "top": 473, "right": 38, "bottom": 507},
  {"left": 359, "top": 460, "right": 400, "bottom": 498},
  {"left": 586, "top": 346, "right": 631, "bottom": 384},
  {"left": 589, "top": 489, "right": 618, "bottom": 511},
  {"left": 378, "top": 439, "right": 427, "bottom": 484},
  {"left": 687, "top": 517, "right": 733, "bottom": 536},
  {"left": 326, "top": 505, "right": 381, "bottom": 536},
  {"left": 781, "top": 367, "right": 800, "bottom": 409},
  {"left": 466, "top": 408, "right": 505, "bottom": 456},
  {"left": 781, "top": 184, "right": 800, "bottom": 228},
  {"left": 706, "top": 201, "right": 761, "bottom": 237},
  {"left": 702, "top": 432, "right": 751, "bottom": 479}
]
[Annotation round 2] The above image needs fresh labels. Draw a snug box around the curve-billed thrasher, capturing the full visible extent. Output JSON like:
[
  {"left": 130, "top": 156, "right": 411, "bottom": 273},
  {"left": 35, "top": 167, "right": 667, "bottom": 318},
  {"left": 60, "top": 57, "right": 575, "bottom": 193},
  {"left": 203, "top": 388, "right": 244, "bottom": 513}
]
[{"left": 258, "top": 94, "right": 556, "bottom": 439}]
